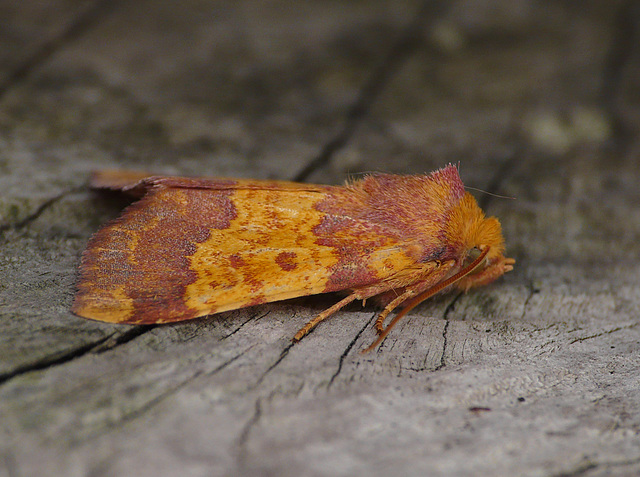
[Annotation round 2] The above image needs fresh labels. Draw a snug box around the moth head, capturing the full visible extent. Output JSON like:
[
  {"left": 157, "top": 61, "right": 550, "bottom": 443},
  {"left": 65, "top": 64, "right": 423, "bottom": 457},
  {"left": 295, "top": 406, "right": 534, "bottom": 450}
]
[{"left": 450, "top": 192, "right": 515, "bottom": 289}]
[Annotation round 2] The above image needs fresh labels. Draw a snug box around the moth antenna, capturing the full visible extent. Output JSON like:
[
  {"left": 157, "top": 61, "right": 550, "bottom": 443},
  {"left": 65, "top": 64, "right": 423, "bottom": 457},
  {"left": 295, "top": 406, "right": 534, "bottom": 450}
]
[
  {"left": 361, "top": 246, "right": 491, "bottom": 354},
  {"left": 465, "top": 186, "right": 515, "bottom": 200}
]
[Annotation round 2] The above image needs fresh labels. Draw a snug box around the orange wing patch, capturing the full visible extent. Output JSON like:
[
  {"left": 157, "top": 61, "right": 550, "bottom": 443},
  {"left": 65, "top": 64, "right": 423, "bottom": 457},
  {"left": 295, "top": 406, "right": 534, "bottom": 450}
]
[{"left": 183, "top": 187, "right": 339, "bottom": 317}]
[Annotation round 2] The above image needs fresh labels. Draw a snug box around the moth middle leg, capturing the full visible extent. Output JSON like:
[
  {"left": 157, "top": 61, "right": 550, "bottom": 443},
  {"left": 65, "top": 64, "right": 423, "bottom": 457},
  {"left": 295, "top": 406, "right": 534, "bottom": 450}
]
[
  {"left": 292, "top": 260, "right": 455, "bottom": 343},
  {"left": 292, "top": 284, "right": 408, "bottom": 342},
  {"left": 292, "top": 293, "right": 359, "bottom": 342},
  {"left": 372, "top": 260, "right": 457, "bottom": 334}
]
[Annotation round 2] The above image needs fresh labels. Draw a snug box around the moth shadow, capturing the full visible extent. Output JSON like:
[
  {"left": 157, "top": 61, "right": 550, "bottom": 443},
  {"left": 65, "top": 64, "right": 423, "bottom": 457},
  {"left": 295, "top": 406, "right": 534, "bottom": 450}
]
[{"left": 87, "top": 189, "right": 137, "bottom": 227}]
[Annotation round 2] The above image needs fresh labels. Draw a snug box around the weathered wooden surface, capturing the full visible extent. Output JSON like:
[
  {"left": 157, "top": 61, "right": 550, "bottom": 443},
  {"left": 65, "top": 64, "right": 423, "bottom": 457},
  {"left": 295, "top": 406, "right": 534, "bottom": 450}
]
[{"left": 1, "top": 1, "right": 639, "bottom": 476}]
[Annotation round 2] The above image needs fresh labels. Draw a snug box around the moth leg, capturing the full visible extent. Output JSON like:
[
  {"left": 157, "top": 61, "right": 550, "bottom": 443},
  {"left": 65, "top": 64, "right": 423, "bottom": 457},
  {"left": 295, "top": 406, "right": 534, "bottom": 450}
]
[
  {"left": 457, "top": 255, "right": 515, "bottom": 291},
  {"left": 374, "top": 289, "right": 417, "bottom": 334},
  {"left": 293, "top": 293, "right": 359, "bottom": 342},
  {"left": 374, "top": 259, "right": 458, "bottom": 334}
]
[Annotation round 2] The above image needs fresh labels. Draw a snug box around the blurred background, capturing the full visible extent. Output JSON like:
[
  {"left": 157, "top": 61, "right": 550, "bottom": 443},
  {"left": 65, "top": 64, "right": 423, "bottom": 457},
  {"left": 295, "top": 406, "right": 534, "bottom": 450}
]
[{"left": 2, "top": 1, "right": 639, "bottom": 476}]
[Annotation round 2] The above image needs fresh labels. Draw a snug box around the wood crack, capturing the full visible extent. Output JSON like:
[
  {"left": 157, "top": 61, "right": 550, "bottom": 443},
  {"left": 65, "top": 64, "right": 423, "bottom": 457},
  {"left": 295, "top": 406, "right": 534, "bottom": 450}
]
[
  {"left": 0, "top": 0, "right": 121, "bottom": 99},
  {"left": 221, "top": 310, "right": 271, "bottom": 340},
  {"left": 79, "top": 348, "right": 250, "bottom": 443},
  {"left": 0, "top": 187, "right": 83, "bottom": 233},
  {"left": 519, "top": 280, "right": 540, "bottom": 322},
  {"left": 569, "top": 322, "right": 639, "bottom": 344},
  {"left": 434, "top": 292, "right": 462, "bottom": 371},
  {"left": 0, "top": 334, "right": 111, "bottom": 385},
  {"left": 0, "top": 325, "right": 156, "bottom": 386},
  {"left": 551, "top": 454, "right": 640, "bottom": 477},
  {"left": 115, "top": 350, "right": 248, "bottom": 424},
  {"left": 0, "top": 325, "right": 154, "bottom": 385},
  {"left": 237, "top": 398, "right": 262, "bottom": 468},
  {"left": 92, "top": 325, "right": 155, "bottom": 353},
  {"left": 327, "top": 312, "right": 377, "bottom": 387},
  {"left": 293, "top": 0, "right": 448, "bottom": 182},
  {"left": 252, "top": 342, "right": 295, "bottom": 388}
]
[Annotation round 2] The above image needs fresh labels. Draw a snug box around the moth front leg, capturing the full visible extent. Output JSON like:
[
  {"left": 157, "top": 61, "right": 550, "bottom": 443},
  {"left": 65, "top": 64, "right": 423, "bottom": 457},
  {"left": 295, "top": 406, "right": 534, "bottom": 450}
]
[
  {"left": 373, "top": 260, "right": 457, "bottom": 334},
  {"left": 293, "top": 260, "right": 456, "bottom": 344},
  {"left": 456, "top": 254, "right": 515, "bottom": 291}
]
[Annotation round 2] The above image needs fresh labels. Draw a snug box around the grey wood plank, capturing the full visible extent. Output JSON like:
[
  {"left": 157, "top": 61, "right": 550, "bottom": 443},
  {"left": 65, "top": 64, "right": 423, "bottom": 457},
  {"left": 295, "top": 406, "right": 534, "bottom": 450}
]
[{"left": 1, "top": 1, "right": 639, "bottom": 476}]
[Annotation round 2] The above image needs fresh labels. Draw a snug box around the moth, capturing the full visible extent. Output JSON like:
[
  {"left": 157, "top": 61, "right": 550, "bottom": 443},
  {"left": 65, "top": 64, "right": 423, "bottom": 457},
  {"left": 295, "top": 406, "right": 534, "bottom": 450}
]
[{"left": 73, "top": 165, "right": 514, "bottom": 352}]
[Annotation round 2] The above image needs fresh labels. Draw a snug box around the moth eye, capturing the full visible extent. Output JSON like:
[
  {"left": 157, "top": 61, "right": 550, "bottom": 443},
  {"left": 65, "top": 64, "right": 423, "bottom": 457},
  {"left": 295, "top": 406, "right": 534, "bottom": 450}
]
[
  {"left": 465, "top": 247, "right": 482, "bottom": 263},
  {"left": 463, "top": 246, "right": 487, "bottom": 272}
]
